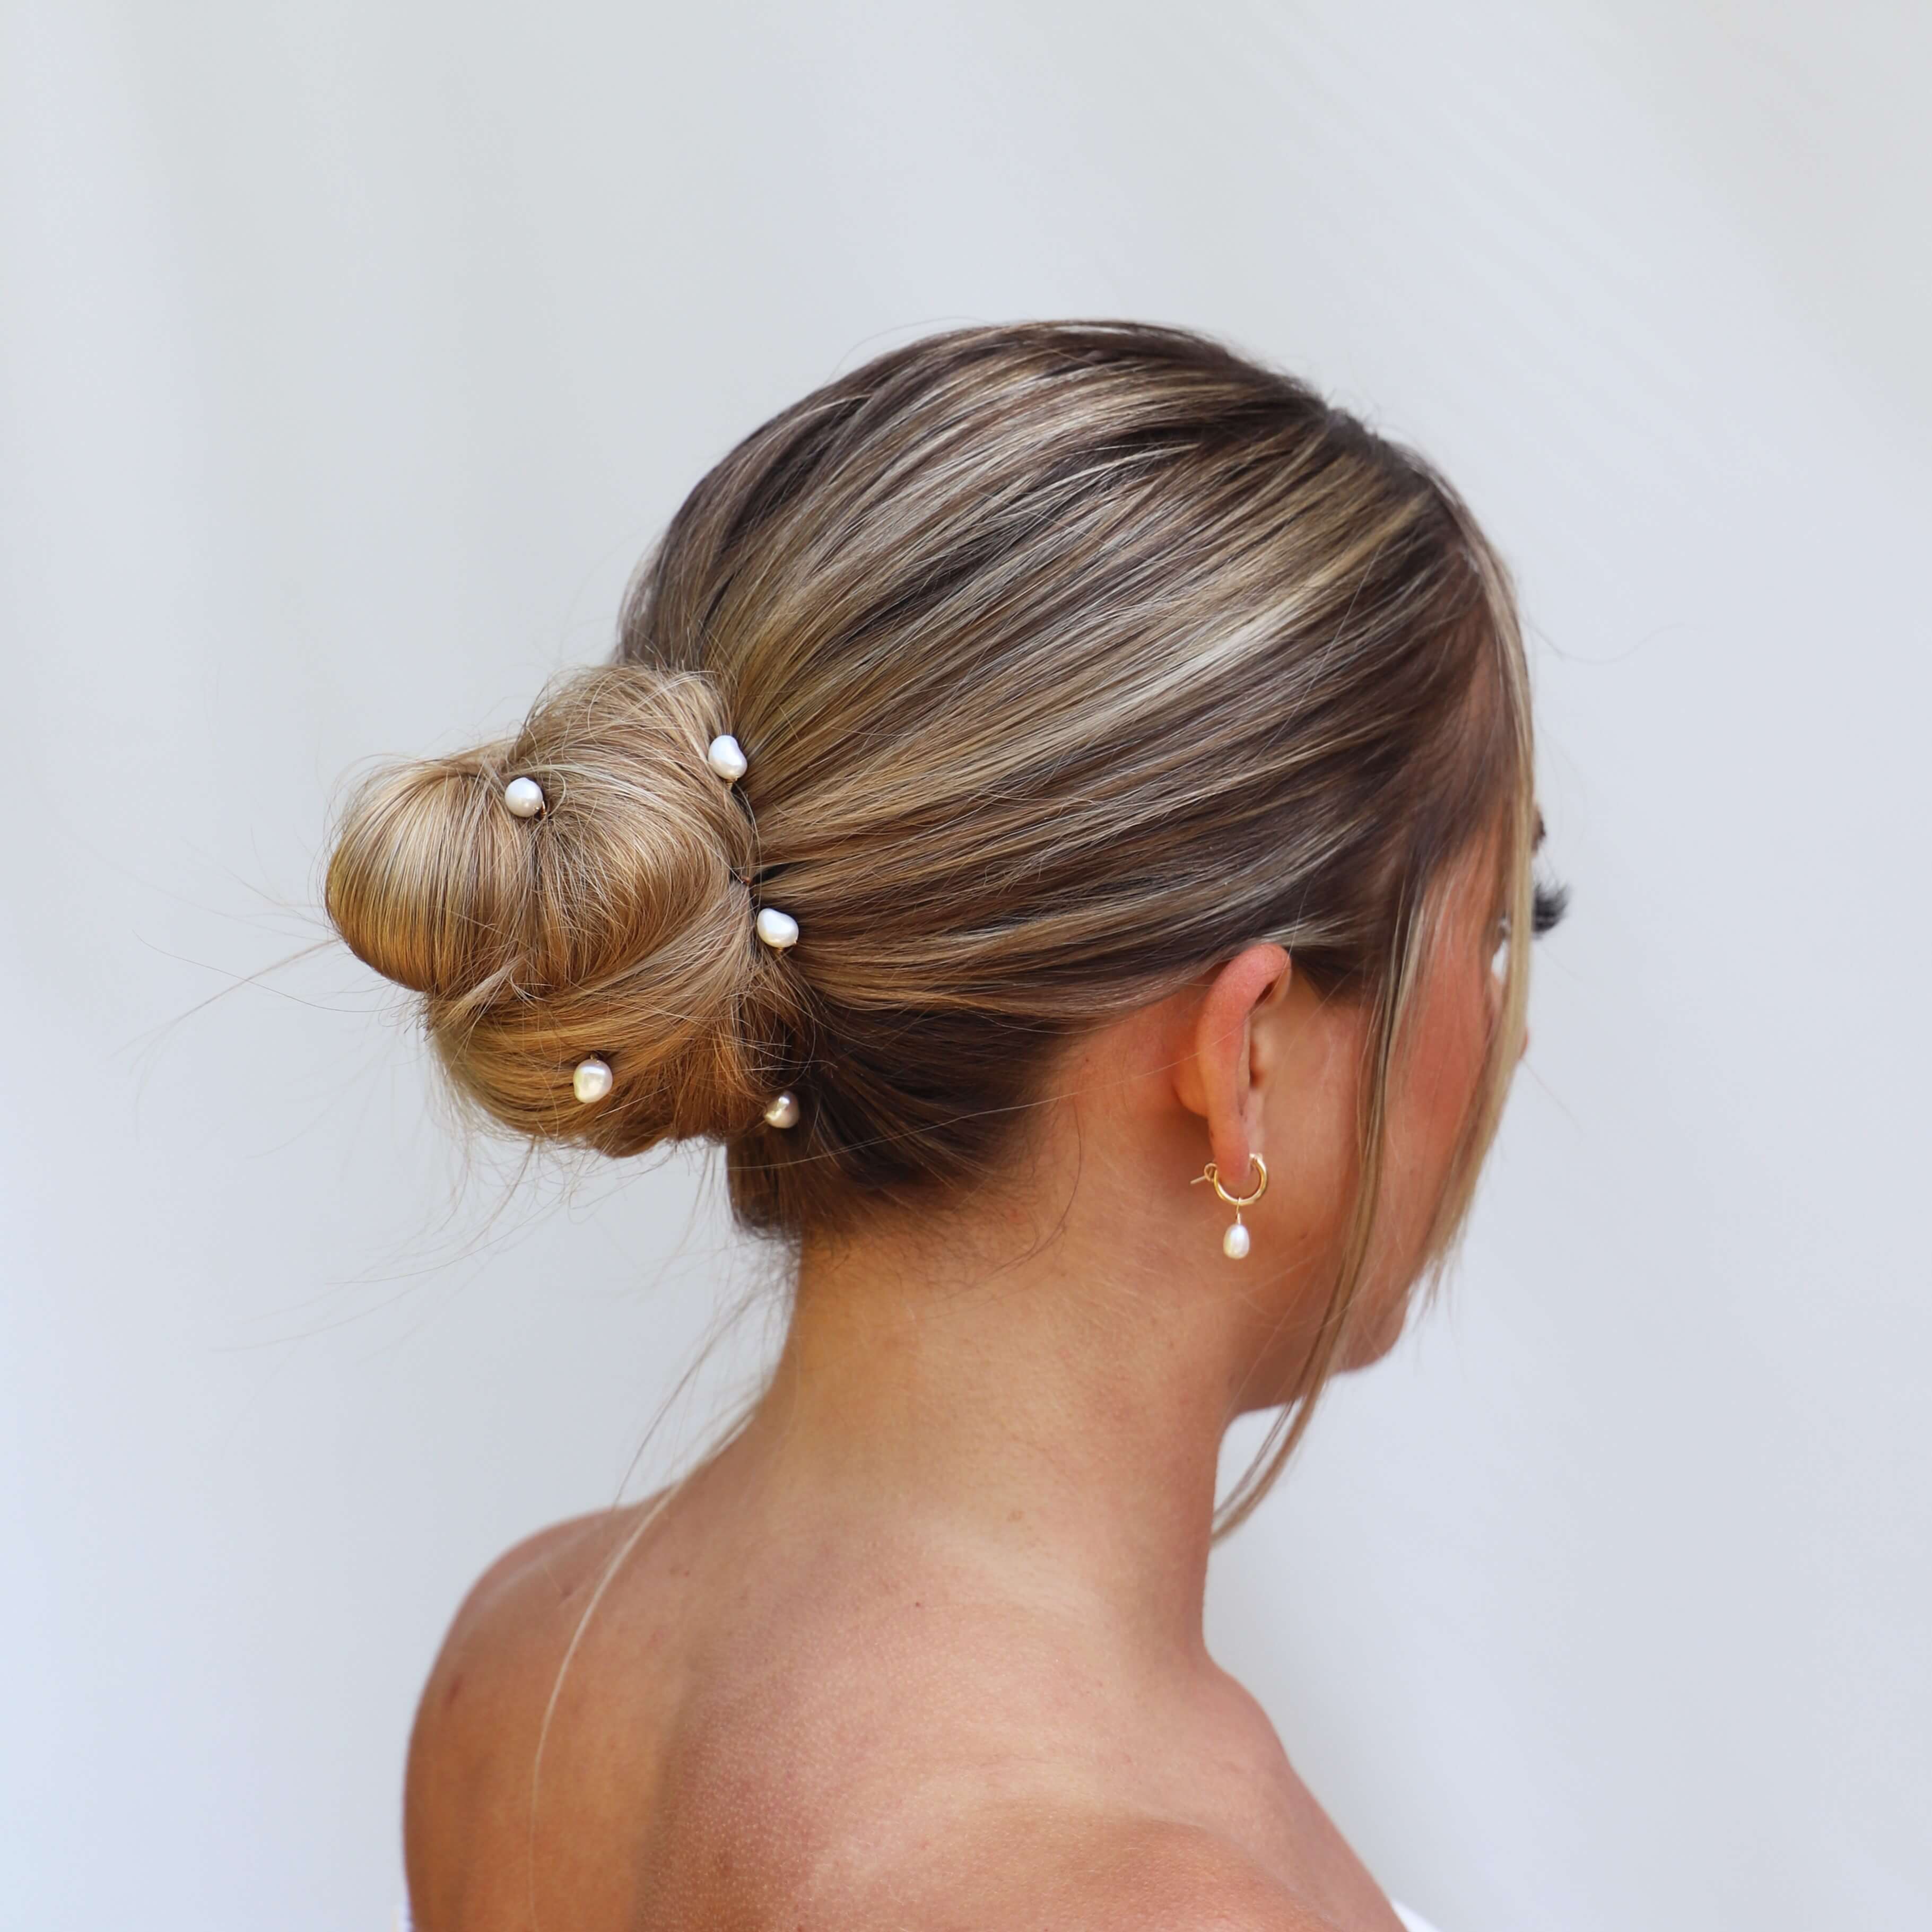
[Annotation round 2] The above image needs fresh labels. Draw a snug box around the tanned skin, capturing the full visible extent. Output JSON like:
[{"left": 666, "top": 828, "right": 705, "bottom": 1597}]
[{"left": 405, "top": 841, "right": 1517, "bottom": 1931}]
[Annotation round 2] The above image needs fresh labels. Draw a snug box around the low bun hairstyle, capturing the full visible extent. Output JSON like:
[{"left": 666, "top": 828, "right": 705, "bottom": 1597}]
[
  {"left": 327, "top": 668, "right": 805, "bottom": 1154},
  {"left": 327, "top": 322, "right": 1537, "bottom": 1524}
]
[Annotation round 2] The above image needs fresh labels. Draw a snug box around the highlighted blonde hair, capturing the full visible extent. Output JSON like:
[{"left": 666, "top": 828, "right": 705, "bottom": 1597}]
[{"left": 327, "top": 321, "right": 1537, "bottom": 1531}]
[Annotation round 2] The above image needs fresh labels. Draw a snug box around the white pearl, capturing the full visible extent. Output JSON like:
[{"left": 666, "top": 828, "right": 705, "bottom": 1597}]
[
  {"left": 503, "top": 776, "right": 545, "bottom": 817},
  {"left": 1222, "top": 1221, "right": 1251, "bottom": 1260},
  {"left": 755, "top": 907, "right": 799, "bottom": 951},
  {"left": 572, "top": 1057, "right": 613, "bottom": 1103},
  {"left": 706, "top": 734, "right": 749, "bottom": 782},
  {"left": 763, "top": 1091, "right": 800, "bottom": 1129}
]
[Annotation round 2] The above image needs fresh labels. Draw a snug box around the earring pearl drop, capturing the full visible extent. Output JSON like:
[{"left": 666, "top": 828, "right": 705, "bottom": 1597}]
[
  {"left": 1192, "top": 1155, "right": 1268, "bottom": 1261},
  {"left": 763, "top": 1091, "right": 800, "bottom": 1129},
  {"left": 572, "top": 1057, "right": 613, "bottom": 1103},
  {"left": 503, "top": 776, "right": 544, "bottom": 817}
]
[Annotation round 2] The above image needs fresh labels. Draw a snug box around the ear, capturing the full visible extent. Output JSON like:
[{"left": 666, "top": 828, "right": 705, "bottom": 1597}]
[{"left": 1171, "top": 943, "right": 1292, "bottom": 1183}]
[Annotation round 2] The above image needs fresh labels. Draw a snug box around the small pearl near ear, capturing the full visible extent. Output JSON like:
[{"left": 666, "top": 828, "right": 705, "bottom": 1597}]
[
  {"left": 503, "top": 776, "right": 545, "bottom": 817},
  {"left": 706, "top": 734, "right": 748, "bottom": 782},
  {"left": 572, "top": 1057, "right": 613, "bottom": 1103},
  {"left": 763, "top": 1092, "right": 800, "bottom": 1129},
  {"left": 755, "top": 907, "right": 799, "bottom": 951},
  {"left": 1222, "top": 1222, "right": 1252, "bottom": 1260}
]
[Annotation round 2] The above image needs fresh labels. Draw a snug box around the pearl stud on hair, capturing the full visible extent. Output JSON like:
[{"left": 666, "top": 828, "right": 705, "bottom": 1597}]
[
  {"left": 503, "top": 776, "right": 545, "bottom": 817},
  {"left": 706, "top": 734, "right": 748, "bottom": 782},
  {"left": 755, "top": 907, "right": 799, "bottom": 951},
  {"left": 763, "top": 1092, "right": 800, "bottom": 1129},
  {"left": 572, "top": 1057, "right": 613, "bottom": 1103}
]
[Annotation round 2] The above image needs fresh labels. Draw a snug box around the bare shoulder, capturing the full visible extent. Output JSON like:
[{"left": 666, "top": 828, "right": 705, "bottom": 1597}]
[
  {"left": 852, "top": 1805, "right": 1342, "bottom": 1932},
  {"left": 403, "top": 1503, "right": 664, "bottom": 1927},
  {"left": 437, "top": 1505, "right": 643, "bottom": 1666},
  {"left": 396, "top": 1504, "right": 1367, "bottom": 1932},
  {"left": 411, "top": 1503, "right": 645, "bottom": 1755},
  {"left": 1063, "top": 1815, "right": 1341, "bottom": 1931}
]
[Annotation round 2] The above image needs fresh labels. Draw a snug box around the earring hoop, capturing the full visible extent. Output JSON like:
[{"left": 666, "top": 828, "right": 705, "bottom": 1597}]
[
  {"left": 1191, "top": 1155, "right": 1268, "bottom": 1260},
  {"left": 1196, "top": 1156, "right": 1268, "bottom": 1209}
]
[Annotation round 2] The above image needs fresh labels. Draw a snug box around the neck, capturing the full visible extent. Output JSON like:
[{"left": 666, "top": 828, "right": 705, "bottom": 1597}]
[{"left": 733, "top": 1139, "right": 1259, "bottom": 1662}]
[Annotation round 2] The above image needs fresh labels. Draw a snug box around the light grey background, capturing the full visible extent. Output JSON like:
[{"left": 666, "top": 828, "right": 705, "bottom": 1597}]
[{"left": 4, "top": 3, "right": 1926, "bottom": 1927}]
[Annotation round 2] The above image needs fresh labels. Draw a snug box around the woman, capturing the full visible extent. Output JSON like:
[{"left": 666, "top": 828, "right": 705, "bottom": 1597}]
[{"left": 328, "top": 322, "right": 1563, "bottom": 1931}]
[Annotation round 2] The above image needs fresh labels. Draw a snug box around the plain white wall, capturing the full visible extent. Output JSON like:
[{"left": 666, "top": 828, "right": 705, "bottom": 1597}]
[{"left": 4, "top": 3, "right": 1927, "bottom": 1927}]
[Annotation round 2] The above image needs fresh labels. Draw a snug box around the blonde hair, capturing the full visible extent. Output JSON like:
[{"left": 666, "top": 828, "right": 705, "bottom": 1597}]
[{"left": 327, "top": 321, "right": 1537, "bottom": 1530}]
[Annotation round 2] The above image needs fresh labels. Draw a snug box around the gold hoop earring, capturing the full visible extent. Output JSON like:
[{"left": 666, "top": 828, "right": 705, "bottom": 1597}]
[{"left": 1191, "top": 1155, "right": 1269, "bottom": 1260}]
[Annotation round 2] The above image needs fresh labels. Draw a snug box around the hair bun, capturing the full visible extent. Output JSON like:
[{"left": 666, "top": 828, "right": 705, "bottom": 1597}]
[{"left": 325, "top": 666, "right": 803, "bottom": 1152}]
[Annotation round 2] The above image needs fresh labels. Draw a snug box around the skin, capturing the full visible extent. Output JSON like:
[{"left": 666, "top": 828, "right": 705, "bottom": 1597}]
[{"left": 405, "top": 833, "right": 1524, "bottom": 1931}]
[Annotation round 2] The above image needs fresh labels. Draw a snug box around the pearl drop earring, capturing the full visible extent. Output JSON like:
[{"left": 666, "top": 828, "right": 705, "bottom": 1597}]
[
  {"left": 572, "top": 1057, "right": 613, "bottom": 1103},
  {"left": 763, "top": 1092, "right": 800, "bottom": 1129},
  {"left": 1191, "top": 1155, "right": 1268, "bottom": 1260},
  {"left": 503, "top": 776, "right": 545, "bottom": 817}
]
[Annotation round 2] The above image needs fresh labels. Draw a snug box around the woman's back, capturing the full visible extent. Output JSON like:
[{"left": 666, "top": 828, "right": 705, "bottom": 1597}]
[{"left": 403, "top": 1433, "right": 1409, "bottom": 1932}]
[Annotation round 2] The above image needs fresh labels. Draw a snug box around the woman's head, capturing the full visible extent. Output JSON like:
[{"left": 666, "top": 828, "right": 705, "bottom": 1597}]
[{"left": 325, "top": 321, "right": 1543, "bottom": 1522}]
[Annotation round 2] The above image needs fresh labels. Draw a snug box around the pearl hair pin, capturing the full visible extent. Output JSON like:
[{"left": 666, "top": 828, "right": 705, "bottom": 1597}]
[
  {"left": 572, "top": 1057, "right": 613, "bottom": 1103},
  {"left": 503, "top": 776, "right": 545, "bottom": 817},
  {"left": 763, "top": 1092, "right": 800, "bottom": 1129},
  {"left": 701, "top": 732, "right": 797, "bottom": 954},
  {"left": 755, "top": 907, "right": 799, "bottom": 951},
  {"left": 706, "top": 734, "right": 748, "bottom": 782}
]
